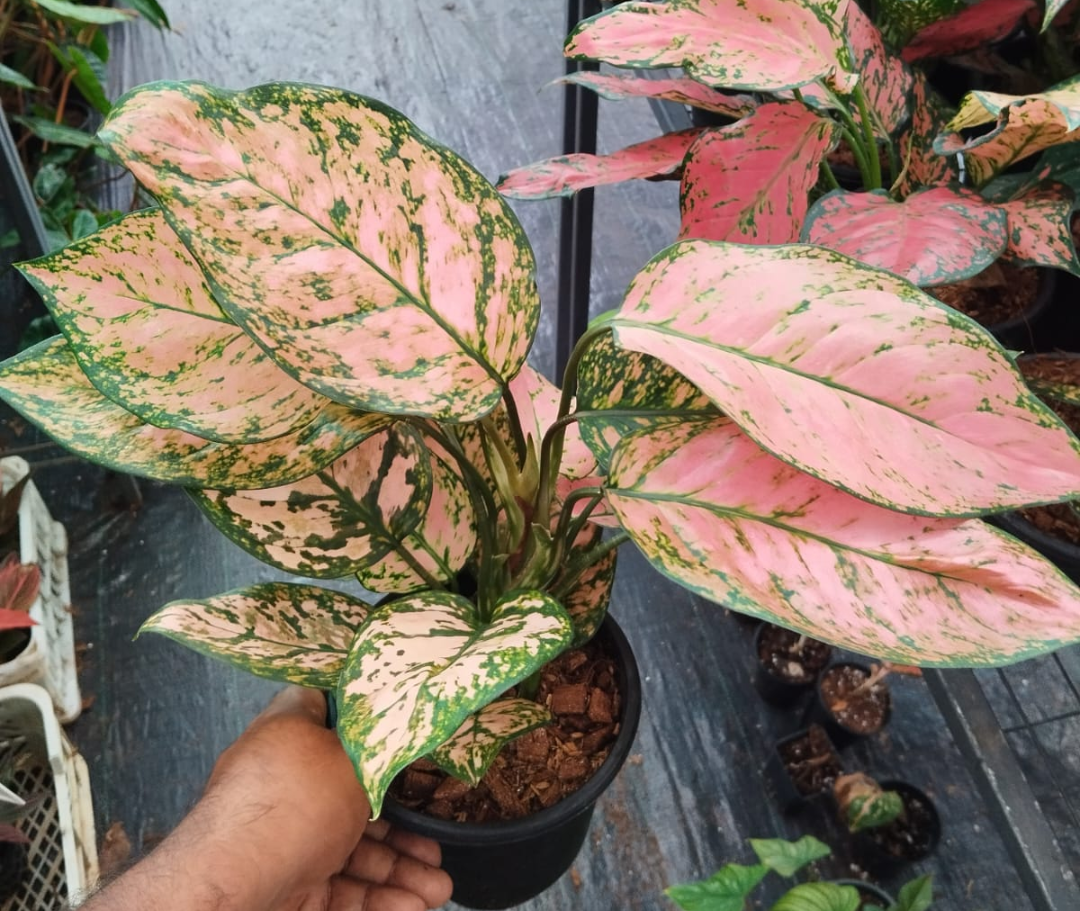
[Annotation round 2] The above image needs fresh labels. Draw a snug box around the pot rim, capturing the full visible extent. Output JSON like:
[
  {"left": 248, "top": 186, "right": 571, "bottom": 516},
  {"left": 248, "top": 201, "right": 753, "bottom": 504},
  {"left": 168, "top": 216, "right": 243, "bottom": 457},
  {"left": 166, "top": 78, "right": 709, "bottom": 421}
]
[
  {"left": 829, "top": 878, "right": 896, "bottom": 903},
  {"left": 381, "top": 612, "right": 642, "bottom": 846}
]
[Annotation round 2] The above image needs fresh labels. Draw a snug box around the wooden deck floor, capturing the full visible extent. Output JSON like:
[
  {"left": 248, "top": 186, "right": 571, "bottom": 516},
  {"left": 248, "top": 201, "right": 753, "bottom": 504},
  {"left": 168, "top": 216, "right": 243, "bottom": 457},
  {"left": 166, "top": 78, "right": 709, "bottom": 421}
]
[{"left": 0, "top": 1, "right": 1075, "bottom": 908}]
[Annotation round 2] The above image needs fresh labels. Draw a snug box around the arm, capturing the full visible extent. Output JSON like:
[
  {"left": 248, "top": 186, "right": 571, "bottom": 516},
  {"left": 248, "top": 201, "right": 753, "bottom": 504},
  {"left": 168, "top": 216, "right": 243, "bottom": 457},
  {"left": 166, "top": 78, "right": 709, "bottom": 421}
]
[{"left": 80, "top": 687, "right": 452, "bottom": 911}]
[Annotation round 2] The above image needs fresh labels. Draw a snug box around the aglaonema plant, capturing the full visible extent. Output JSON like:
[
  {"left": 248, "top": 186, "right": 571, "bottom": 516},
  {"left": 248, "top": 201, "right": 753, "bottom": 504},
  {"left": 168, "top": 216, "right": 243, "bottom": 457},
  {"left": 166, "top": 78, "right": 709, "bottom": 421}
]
[{"left": 3, "top": 77, "right": 1080, "bottom": 817}]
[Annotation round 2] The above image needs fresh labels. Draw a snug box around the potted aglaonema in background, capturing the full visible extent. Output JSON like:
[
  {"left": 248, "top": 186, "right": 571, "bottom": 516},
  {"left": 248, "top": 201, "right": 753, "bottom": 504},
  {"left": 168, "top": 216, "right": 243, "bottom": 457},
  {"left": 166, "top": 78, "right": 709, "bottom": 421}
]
[{"left": 3, "top": 80, "right": 1080, "bottom": 907}]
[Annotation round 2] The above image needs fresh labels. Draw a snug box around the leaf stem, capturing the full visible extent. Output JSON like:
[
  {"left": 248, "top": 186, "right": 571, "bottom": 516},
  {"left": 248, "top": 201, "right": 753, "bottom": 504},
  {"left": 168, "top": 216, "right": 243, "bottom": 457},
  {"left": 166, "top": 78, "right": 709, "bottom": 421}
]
[
  {"left": 551, "top": 531, "right": 629, "bottom": 601},
  {"left": 852, "top": 83, "right": 882, "bottom": 189},
  {"left": 500, "top": 379, "right": 528, "bottom": 467},
  {"left": 820, "top": 161, "right": 841, "bottom": 192},
  {"left": 817, "top": 80, "right": 872, "bottom": 189}
]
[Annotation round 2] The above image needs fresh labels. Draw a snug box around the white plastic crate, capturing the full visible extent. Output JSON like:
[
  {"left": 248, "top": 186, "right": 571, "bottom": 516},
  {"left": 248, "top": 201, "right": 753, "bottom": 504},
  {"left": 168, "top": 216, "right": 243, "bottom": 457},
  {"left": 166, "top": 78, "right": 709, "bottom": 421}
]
[
  {"left": 0, "top": 458, "right": 81, "bottom": 723},
  {"left": 0, "top": 683, "right": 97, "bottom": 909}
]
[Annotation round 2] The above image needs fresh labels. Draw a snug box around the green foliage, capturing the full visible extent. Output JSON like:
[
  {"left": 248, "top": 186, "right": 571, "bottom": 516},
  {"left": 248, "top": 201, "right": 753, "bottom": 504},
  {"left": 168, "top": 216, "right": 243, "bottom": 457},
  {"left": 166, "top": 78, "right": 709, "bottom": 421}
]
[{"left": 750, "top": 836, "right": 832, "bottom": 877}]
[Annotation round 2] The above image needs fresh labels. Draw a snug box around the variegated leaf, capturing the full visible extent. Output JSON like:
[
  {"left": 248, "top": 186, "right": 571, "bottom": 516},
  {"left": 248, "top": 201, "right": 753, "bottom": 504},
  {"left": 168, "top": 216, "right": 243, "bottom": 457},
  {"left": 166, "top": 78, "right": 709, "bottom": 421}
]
[
  {"left": 679, "top": 103, "right": 837, "bottom": 243},
  {"left": 611, "top": 240, "right": 1080, "bottom": 516},
  {"left": 556, "top": 72, "right": 756, "bottom": 117},
  {"left": 844, "top": 2, "right": 914, "bottom": 135},
  {"left": 336, "top": 589, "right": 573, "bottom": 815},
  {"left": 877, "top": 0, "right": 965, "bottom": 45},
  {"left": 140, "top": 583, "right": 371, "bottom": 687},
  {"left": 556, "top": 520, "right": 617, "bottom": 645},
  {"left": 801, "top": 186, "right": 1007, "bottom": 285},
  {"left": 19, "top": 208, "right": 327, "bottom": 444},
  {"left": 935, "top": 79, "right": 1080, "bottom": 186},
  {"left": 1044, "top": 0, "right": 1073, "bottom": 31},
  {"left": 995, "top": 182, "right": 1080, "bottom": 273},
  {"left": 607, "top": 418, "right": 1080, "bottom": 666},
  {"left": 355, "top": 437, "right": 477, "bottom": 594},
  {"left": 0, "top": 337, "right": 389, "bottom": 489},
  {"left": 902, "top": 0, "right": 1036, "bottom": 62},
  {"left": 576, "top": 328, "right": 715, "bottom": 472},
  {"left": 498, "top": 130, "right": 700, "bottom": 200},
  {"left": 565, "top": 0, "right": 857, "bottom": 94},
  {"left": 429, "top": 698, "right": 552, "bottom": 786},
  {"left": 896, "top": 72, "right": 956, "bottom": 195},
  {"left": 191, "top": 424, "right": 433, "bottom": 578},
  {"left": 101, "top": 82, "right": 538, "bottom": 422}
]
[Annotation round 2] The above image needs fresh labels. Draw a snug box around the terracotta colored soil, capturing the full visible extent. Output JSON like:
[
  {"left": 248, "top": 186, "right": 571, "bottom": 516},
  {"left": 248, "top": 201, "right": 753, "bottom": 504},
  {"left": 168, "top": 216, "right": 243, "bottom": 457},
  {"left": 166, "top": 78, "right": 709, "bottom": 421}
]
[
  {"left": 928, "top": 264, "right": 1038, "bottom": 328},
  {"left": 820, "top": 665, "right": 890, "bottom": 734},
  {"left": 757, "top": 624, "right": 832, "bottom": 684},
  {"left": 867, "top": 790, "right": 936, "bottom": 859},
  {"left": 778, "top": 725, "right": 842, "bottom": 796},
  {"left": 388, "top": 636, "right": 621, "bottom": 822}
]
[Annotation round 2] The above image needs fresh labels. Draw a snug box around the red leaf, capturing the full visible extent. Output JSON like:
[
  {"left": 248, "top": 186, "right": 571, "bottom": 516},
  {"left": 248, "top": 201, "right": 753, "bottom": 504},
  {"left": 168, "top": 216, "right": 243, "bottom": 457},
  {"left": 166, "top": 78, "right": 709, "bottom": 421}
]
[
  {"left": 0, "top": 609, "right": 35, "bottom": 631},
  {"left": 679, "top": 103, "right": 837, "bottom": 243},
  {"left": 802, "top": 186, "right": 1008, "bottom": 285},
  {"left": 554, "top": 72, "right": 755, "bottom": 118},
  {"left": 902, "top": 0, "right": 1036, "bottom": 62},
  {"left": 896, "top": 73, "right": 956, "bottom": 195},
  {"left": 0, "top": 553, "right": 39, "bottom": 615},
  {"left": 498, "top": 130, "right": 700, "bottom": 199}
]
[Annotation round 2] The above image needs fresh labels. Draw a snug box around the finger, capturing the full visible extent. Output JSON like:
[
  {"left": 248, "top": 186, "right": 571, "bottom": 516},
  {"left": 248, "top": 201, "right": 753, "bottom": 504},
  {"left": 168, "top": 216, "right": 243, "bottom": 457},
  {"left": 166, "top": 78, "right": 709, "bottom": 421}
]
[
  {"left": 255, "top": 685, "right": 327, "bottom": 726},
  {"left": 362, "top": 822, "right": 442, "bottom": 867},
  {"left": 343, "top": 840, "right": 453, "bottom": 908},
  {"left": 329, "top": 876, "right": 444, "bottom": 911}
]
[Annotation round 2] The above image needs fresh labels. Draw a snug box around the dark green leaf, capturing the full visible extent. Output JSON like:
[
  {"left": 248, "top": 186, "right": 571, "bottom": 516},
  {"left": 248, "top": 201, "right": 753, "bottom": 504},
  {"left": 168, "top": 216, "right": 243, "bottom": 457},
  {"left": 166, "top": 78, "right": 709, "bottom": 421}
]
[
  {"left": 44, "top": 227, "right": 71, "bottom": 251},
  {"left": 33, "top": 0, "right": 134, "bottom": 25},
  {"left": 88, "top": 27, "right": 110, "bottom": 63},
  {"left": 66, "top": 46, "right": 111, "bottom": 115},
  {"left": 125, "top": 0, "right": 170, "bottom": 28},
  {"left": 70, "top": 208, "right": 98, "bottom": 240},
  {"left": 664, "top": 863, "right": 767, "bottom": 911},
  {"left": 0, "top": 64, "right": 36, "bottom": 90},
  {"left": 12, "top": 115, "right": 97, "bottom": 148},
  {"left": 0, "top": 229, "right": 20, "bottom": 250},
  {"left": 749, "top": 836, "right": 831, "bottom": 877},
  {"left": 891, "top": 875, "right": 934, "bottom": 911},
  {"left": 32, "top": 163, "right": 67, "bottom": 203}
]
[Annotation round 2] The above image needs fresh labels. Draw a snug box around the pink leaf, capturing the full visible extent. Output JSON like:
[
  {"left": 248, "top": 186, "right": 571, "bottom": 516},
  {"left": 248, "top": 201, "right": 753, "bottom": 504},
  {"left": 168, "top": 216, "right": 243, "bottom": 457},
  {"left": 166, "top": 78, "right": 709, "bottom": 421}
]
[
  {"left": 679, "top": 103, "right": 838, "bottom": 243},
  {"left": 612, "top": 240, "right": 1080, "bottom": 516},
  {"left": 845, "top": 2, "right": 915, "bottom": 135},
  {"left": 896, "top": 73, "right": 956, "bottom": 195},
  {"left": 607, "top": 418, "right": 1080, "bottom": 666},
  {"left": 565, "top": 0, "right": 857, "bottom": 94},
  {"left": 0, "top": 609, "right": 35, "bottom": 632},
  {"left": 498, "top": 130, "right": 700, "bottom": 200},
  {"left": 801, "top": 186, "right": 1008, "bottom": 285},
  {"left": 0, "top": 553, "right": 39, "bottom": 615},
  {"left": 903, "top": 0, "right": 1036, "bottom": 62},
  {"left": 996, "top": 182, "right": 1080, "bottom": 272},
  {"left": 555, "top": 72, "right": 756, "bottom": 118}
]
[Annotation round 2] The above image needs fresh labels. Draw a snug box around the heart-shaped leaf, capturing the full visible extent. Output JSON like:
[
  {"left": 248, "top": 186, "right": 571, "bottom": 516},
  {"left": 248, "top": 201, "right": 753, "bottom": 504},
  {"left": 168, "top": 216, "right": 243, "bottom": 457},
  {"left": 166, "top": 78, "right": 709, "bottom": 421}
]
[
  {"left": 336, "top": 589, "right": 573, "bottom": 815},
  {"left": 498, "top": 130, "right": 700, "bottom": 200},
  {"left": 191, "top": 425, "right": 433, "bottom": 579},
  {"left": 935, "top": 79, "right": 1080, "bottom": 185},
  {"left": 607, "top": 418, "right": 1080, "bottom": 665},
  {"left": 101, "top": 82, "right": 538, "bottom": 422},
  {"left": 429, "top": 697, "right": 552, "bottom": 786},
  {"left": 750, "top": 836, "right": 831, "bottom": 877},
  {"left": 844, "top": 2, "right": 914, "bottom": 135},
  {"left": 801, "top": 186, "right": 1007, "bottom": 285},
  {"left": 355, "top": 437, "right": 477, "bottom": 594},
  {"left": 565, "top": 0, "right": 857, "bottom": 94},
  {"left": 902, "top": 0, "right": 1035, "bottom": 62},
  {"left": 611, "top": 240, "right": 1080, "bottom": 516},
  {"left": 666, "top": 864, "right": 768, "bottom": 911},
  {"left": 20, "top": 208, "right": 327, "bottom": 443},
  {"left": 679, "top": 103, "right": 837, "bottom": 243},
  {"left": 772, "top": 883, "right": 860, "bottom": 911},
  {"left": 894, "top": 876, "right": 935, "bottom": 911},
  {"left": 896, "top": 73, "right": 956, "bottom": 195},
  {"left": 0, "top": 338, "right": 389, "bottom": 489},
  {"left": 140, "top": 583, "right": 371, "bottom": 688},
  {"left": 576, "top": 328, "right": 716, "bottom": 472},
  {"left": 994, "top": 181, "right": 1080, "bottom": 273},
  {"left": 556, "top": 72, "right": 756, "bottom": 117}
]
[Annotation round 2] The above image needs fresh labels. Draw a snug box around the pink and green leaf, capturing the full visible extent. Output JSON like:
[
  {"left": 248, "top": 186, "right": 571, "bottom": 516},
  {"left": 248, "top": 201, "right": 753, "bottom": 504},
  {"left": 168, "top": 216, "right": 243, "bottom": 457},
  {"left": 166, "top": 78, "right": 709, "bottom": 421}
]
[
  {"left": 498, "top": 130, "right": 700, "bottom": 200},
  {"left": 0, "top": 337, "right": 390, "bottom": 489},
  {"left": 679, "top": 103, "right": 837, "bottom": 243},
  {"left": 901, "top": 0, "right": 1036, "bottom": 62},
  {"left": 335, "top": 589, "right": 573, "bottom": 815},
  {"left": 0, "top": 554, "right": 39, "bottom": 615},
  {"left": 844, "top": 2, "right": 914, "bottom": 135},
  {"left": 556, "top": 520, "right": 617, "bottom": 645},
  {"left": 611, "top": 240, "right": 1080, "bottom": 516},
  {"left": 555, "top": 72, "right": 756, "bottom": 117},
  {"left": 564, "top": 0, "right": 857, "bottom": 94},
  {"left": 355, "top": 437, "right": 477, "bottom": 594},
  {"left": 101, "top": 81, "right": 538, "bottom": 422},
  {"left": 801, "top": 186, "right": 1008, "bottom": 285},
  {"left": 18, "top": 208, "right": 326, "bottom": 444},
  {"left": 896, "top": 73, "right": 956, "bottom": 195},
  {"left": 139, "top": 583, "right": 371, "bottom": 688},
  {"left": 876, "top": 0, "right": 965, "bottom": 45},
  {"left": 994, "top": 181, "right": 1080, "bottom": 273},
  {"left": 576, "top": 328, "right": 716, "bottom": 471},
  {"left": 429, "top": 698, "right": 552, "bottom": 786},
  {"left": 607, "top": 418, "right": 1080, "bottom": 666},
  {"left": 191, "top": 425, "right": 433, "bottom": 579}
]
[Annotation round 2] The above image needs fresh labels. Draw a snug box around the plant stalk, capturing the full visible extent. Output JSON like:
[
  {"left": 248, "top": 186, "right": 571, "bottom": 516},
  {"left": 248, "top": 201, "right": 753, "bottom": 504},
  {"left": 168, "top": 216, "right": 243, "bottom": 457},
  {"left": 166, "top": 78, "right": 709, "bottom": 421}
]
[{"left": 852, "top": 83, "right": 882, "bottom": 189}]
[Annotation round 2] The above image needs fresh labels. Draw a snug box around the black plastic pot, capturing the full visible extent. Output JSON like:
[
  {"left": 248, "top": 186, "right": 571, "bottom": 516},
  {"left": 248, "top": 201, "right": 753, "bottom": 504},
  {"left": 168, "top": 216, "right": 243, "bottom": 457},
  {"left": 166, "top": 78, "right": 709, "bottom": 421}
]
[
  {"left": 985, "top": 268, "right": 1057, "bottom": 353},
  {"left": 763, "top": 725, "right": 843, "bottom": 816},
  {"left": 752, "top": 622, "right": 832, "bottom": 708},
  {"left": 831, "top": 878, "right": 895, "bottom": 908},
  {"left": 381, "top": 614, "right": 642, "bottom": 910},
  {"left": 807, "top": 662, "right": 891, "bottom": 750},
  {"left": 851, "top": 780, "right": 941, "bottom": 879}
]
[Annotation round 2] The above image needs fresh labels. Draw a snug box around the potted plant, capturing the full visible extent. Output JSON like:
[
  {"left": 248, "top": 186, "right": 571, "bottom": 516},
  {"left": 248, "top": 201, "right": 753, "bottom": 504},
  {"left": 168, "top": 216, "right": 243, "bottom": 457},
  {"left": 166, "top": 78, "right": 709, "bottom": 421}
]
[
  {"left": 2, "top": 72, "right": 1080, "bottom": 905},
  {"left": 665, "top": 834, "right": 934, "bottom": 911},
  {"left": 765, "top": 725, "right": 845, "bottom": 816},
  {"left": 837, "top": 775, "right": 942, "bottom": 877},
  {"left": 808, "top": 661, "right": 896, "bottom": 748},
  {"left": 752, "top": 622, "right": 833, "bottom": 708}
]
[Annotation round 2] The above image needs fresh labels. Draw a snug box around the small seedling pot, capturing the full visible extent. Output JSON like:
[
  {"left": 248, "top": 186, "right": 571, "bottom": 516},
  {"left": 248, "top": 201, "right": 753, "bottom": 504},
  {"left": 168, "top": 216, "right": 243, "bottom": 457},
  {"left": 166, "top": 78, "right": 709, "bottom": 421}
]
[
  {"left": 752, "top": 623, "right": 832, "bottom": 708},
  {"left": 851, "top": 780, "right": 941, "bottom": 879},
  {"left": 380, "top": 614, "right": 642, "bottom": 910},
  {"left": 763, "top": 724, "right": 843, "bottom": 816},
  {"left": 807, "top": 662, "right": 892, "bottom": 749},
  {"left": 830, "top": 879, "right": 895, "bottom": 908}
]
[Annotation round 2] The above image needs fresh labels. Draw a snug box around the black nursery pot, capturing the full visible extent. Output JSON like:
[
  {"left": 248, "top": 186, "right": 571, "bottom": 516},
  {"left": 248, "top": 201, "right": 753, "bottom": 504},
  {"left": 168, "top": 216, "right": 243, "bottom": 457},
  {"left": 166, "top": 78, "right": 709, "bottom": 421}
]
[
  {"left": 985, "top": 268, "right": 1057, "bottom": 353},
  {"left": 763, "top": 725, "right": 843, "bottom": 816},
  {"left": 807, "top": 661, "right": 892, "bottom": 750},
  {"left": 752, "top": 623, "right": 831, "bottom": 708},
  {"left": 851, "top": 780, "right": 941, "bottom": 879},
  {"left": 831, "top": 879, "right": 896, "bottom": 907},
  {"left": 381, "top": 614, "right": 642, "bottom": 910}
]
